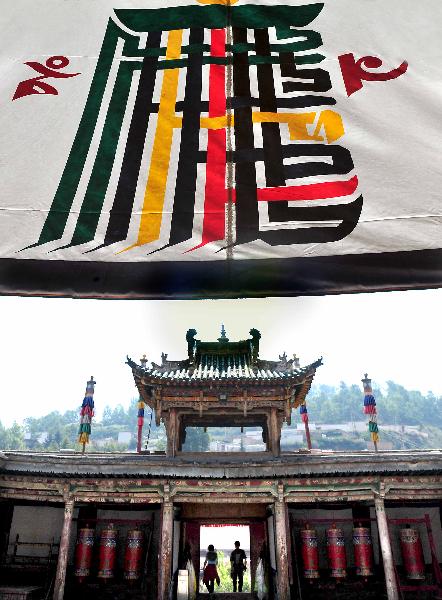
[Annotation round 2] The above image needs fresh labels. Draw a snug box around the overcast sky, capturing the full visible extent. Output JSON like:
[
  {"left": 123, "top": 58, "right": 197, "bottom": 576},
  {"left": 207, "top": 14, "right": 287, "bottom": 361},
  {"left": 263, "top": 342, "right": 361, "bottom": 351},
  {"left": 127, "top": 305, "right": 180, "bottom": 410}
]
[{"left": 1, "top": 289, "right": 440, "bottom": 427}]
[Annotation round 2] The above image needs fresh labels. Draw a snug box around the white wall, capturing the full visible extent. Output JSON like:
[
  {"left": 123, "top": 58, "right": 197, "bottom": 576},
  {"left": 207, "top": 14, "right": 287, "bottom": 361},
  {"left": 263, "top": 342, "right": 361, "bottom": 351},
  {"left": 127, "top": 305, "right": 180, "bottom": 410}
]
[{"left": 9, "top": 505, "right": 66, "bottom": 557}]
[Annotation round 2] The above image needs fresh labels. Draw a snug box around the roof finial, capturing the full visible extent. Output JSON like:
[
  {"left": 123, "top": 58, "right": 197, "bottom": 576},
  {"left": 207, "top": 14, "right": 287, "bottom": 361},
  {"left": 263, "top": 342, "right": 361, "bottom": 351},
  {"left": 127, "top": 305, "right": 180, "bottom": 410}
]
[{"left": 218, "top": 324, "right": 229, "bottom": 342}]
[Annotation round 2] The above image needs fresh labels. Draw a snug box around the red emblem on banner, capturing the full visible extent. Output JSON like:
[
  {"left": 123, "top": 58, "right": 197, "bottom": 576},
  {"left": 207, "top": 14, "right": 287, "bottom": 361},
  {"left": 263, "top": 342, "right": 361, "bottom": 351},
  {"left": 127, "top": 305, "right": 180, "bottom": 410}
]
[
  {"left": 12, "top": 55, "right": 80, "bottom": 100},
  {"left": 339, "top": 53, "right": 408, "bottom": 96}
]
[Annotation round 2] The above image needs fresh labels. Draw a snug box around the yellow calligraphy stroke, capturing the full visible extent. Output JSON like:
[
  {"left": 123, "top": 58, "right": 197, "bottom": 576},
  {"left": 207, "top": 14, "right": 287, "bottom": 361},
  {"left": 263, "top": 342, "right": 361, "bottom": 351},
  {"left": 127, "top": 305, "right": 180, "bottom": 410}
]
[
  {"left": 124, "top": 29, "right": 183, "bottom": 250},
  {"left": 154, "top": 110, "right": 344, "bottom": 140},
  {"left": 122, "top": 106, "right": 343, "bottom": 252},
  {"left": 254, "top": 110, "right": 345, "bottom": 143},
  {"left": 198, "top": 110, "right": 344, "bottom": 143}
]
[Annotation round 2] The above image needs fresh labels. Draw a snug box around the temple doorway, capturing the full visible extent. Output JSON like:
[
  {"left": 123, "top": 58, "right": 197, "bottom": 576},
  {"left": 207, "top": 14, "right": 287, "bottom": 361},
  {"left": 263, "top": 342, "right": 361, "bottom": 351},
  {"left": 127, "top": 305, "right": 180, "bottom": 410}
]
[
  {"left": 199, "top": 524, "right": 251, "bottom": 593},
  {"left": 178, "top": 502, "right": 271, "bottom": 598}
]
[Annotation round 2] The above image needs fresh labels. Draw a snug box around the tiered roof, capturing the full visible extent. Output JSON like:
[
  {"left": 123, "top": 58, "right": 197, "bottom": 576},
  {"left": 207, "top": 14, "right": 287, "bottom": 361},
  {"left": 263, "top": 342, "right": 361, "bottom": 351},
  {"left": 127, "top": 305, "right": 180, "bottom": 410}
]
[{"left": 127, "top": 327, "right": 322, "bottom": 385}]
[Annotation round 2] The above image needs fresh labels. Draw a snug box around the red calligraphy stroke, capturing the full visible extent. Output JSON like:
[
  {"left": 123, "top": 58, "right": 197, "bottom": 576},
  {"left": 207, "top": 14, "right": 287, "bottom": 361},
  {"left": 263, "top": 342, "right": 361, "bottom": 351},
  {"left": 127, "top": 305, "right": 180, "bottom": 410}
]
[
  {"left": 187, "top": 176, "right": 358, "bottom": 251},
  {"left": 13, "top": 55, "right": 80, "bottom": 101},
  {"left": 256, "top": 176, "right": 358, "bottom": 202},
  {"left": 339, "top": 53, "right": 408, "bottom": 97},
  {"left": 190, "top": 29, "right": 227, "bottom": 251}
]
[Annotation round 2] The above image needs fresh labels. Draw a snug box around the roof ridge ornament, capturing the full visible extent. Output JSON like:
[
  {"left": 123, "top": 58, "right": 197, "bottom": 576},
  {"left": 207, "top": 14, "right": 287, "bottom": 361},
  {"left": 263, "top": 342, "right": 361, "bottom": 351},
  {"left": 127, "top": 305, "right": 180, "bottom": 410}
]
[
  {"left": 186, "top": 328, "right": 198, "bottom": 362},
  {"left": 218, "top": 323, "right": 229, "bottom": 343},
  {"left": 249, "top": 328, "right": 261, "bottom": 364}
]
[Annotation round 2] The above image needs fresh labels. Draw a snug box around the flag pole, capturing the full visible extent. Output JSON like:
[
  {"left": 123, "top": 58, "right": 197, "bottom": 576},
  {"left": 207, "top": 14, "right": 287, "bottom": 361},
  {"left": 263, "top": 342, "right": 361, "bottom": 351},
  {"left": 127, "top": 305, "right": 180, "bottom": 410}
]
[
  {"left": 362, "top": 373, "right": 379, "bottom": 452},
  {"left": 300, "top": 402, "right": 312, "bottom": 450},
  {"left": 78, "top": 376, "right": 96, "bottom": 453}
]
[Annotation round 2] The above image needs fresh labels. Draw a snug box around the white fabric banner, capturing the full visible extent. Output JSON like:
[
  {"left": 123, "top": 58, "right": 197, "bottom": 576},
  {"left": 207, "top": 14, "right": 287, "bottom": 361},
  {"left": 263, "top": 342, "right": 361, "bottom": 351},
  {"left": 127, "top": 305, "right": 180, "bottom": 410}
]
[{"left": 1, "top": 0, "right": 441, "bottom": 296}]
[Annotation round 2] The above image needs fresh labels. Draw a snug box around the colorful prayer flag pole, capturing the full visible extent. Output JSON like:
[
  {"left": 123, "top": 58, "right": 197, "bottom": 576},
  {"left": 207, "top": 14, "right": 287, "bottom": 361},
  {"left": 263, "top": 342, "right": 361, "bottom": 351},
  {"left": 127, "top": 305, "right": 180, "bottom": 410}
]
[
  {"left": 137, "top": 399, "right": 145, "bottom": 453},
  {"left": 300, "top": 402, "right": 312, "bottom": 450},
  {"left": 78, "top": 376, "right": 96, "bottom": 453},
  {"left": 362, "top": 373, "right": 379, "bottom": 452}
]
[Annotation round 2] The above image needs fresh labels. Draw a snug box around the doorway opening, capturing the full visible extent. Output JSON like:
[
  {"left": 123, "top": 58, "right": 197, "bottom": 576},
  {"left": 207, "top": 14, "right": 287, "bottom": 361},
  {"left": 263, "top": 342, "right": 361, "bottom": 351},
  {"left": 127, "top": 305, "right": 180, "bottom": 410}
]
[{"left": 199, "top": 524, "right": 251, "bottom": 593}]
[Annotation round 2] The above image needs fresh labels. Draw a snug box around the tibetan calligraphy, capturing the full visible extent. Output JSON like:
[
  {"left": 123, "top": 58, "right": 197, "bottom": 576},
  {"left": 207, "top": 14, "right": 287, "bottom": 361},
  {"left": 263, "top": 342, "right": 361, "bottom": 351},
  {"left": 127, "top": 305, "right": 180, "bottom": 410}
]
[{"left": 1, "top": 0, "right": 441, "bottom": 297}]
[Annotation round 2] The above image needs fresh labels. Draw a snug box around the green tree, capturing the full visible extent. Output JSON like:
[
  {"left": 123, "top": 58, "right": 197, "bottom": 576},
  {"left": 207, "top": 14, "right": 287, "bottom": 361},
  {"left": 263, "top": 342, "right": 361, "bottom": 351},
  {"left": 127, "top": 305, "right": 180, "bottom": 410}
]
[
  {"left": 154, "top": 436, "right": 167, "bottom": 452},
  {"left": 4, "top": 422, "right": 25, "bottom": 450},
  {"left": 102, "top": 406, "right": 113, "bottom": 425},
  {"left": 0, "top": 422, "right": 7, "bottom": 449},
  {"left": 182, "top": 428, "right": 210, "bottom": 452}
]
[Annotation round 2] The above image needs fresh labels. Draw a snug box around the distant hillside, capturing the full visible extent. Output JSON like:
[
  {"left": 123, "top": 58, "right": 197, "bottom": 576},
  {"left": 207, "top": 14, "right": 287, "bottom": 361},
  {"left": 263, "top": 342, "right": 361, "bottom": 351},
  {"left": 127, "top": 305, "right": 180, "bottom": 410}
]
[{"left": 1, "top": 381, "right": 441, "bottom": 452}]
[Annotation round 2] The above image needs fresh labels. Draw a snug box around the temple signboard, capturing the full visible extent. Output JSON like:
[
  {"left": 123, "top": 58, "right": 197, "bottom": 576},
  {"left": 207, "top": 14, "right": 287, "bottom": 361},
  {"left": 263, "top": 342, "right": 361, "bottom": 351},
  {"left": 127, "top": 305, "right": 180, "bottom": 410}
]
[{"left": 1, "top": 0, "right": 441, "bottom": 297}]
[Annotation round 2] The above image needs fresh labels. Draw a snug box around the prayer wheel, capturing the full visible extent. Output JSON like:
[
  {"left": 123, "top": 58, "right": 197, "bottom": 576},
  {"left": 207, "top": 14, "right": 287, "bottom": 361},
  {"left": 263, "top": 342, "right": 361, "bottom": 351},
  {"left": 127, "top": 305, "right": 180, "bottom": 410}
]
[
  {"left": 400, "top": 527, "right": 425, "bottom": 580},
  {"left": 301, "top": 525, "right": 320, "bottom": 579},
  {"left": 98, "top": 525, "right": 117, "bottom": 580},
  {"left": 74, "top": 527, "right": 95, "bottom": 583},
  {"left": 327, "top": 525, "right": 347, "bottom": 578},
  {"left": 353, "top": 526, "right": 373, "bottom": 577},
  {"left": 124, "top": 529, "right": 144, "bottom": 580}
]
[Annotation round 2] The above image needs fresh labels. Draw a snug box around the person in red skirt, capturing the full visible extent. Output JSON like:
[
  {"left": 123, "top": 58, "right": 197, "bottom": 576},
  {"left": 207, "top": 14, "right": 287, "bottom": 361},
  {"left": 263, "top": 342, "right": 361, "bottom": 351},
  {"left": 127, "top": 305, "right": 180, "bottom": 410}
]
[{"left": 203, "top": 544, "right": 220, "bottom": 593}]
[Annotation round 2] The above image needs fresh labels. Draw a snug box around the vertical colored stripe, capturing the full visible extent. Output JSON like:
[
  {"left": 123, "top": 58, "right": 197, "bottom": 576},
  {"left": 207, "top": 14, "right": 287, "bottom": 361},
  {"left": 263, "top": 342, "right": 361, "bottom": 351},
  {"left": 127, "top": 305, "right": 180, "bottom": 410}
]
[
  {"left": 254, "top": 28, "right": 285, "bottom": 188},
  {"left": 168, "top": 28, "right": 205, "bottom": 247},
  {"left": 130, "top": 29, "right": 183, "bottom": 249},
  {"left": 194, "top": 28, "right": 227, "bottom": 249},
  {"left": 102, "top": 31, "right": 162, "bottom": 248},
  {"left": 233, "top": 27, "right": 259, "bottom": 244},
  {"left": 68, "top": 62, "right": 138, "bottom": 247}
]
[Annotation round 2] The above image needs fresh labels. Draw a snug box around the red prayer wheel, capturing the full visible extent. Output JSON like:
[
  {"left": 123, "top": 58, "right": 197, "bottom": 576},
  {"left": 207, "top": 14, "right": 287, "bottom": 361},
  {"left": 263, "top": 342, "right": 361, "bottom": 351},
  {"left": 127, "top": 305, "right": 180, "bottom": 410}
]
[
  {"left": 327, "top": 525, "right": 347, "bottom": 578},
  {"left": 301, "top": 526, "right": 320, "bottom": 579},
  {"left": 400, "top": 527, "right": 425, "bottom": 580},
  {"left": 98, "top": 526, "right": 117, "bottom": 579},
  {"left": 74, "top": 527, "right": 95, "bottom": 583},
  {"left": 124, "top": 529, "right": 144, "bottom": 580},
  {"left": 353, "top": 527, "right": 373, "bottom": 577}
]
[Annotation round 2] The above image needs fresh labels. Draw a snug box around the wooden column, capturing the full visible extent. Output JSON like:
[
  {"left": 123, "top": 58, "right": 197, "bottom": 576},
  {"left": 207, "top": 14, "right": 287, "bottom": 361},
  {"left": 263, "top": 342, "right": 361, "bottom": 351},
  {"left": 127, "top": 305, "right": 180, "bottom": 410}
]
[
  {"left": 274, "top": 488, "right": 290, "bottom": 600},
  {"left": 304, "top": 419, "right": 312, "bottom": 450},
  {"left": 269, "top": 408, "right": 280, "bottom": 457},
  {"left": 166, "top": 409, "right": 178, "bottom": 457},
  {"left": 374, "top": 497, "right": 399, "bottom": 600},
  {"left": 0, "top": 501, "right": 14, "bottom": 563},
  {"left": 159, "top": 500, "right": 174, "bottom": 600},
  {"left": 53, "top": 497, "right": 74, "bottom": 600}
]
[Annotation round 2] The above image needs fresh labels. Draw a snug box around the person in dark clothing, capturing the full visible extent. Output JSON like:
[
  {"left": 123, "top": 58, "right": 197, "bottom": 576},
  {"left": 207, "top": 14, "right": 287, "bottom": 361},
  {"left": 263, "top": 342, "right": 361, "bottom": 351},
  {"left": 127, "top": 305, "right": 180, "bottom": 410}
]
[{"left": 230, "top": 540, "right": 247, "bottom": 592}]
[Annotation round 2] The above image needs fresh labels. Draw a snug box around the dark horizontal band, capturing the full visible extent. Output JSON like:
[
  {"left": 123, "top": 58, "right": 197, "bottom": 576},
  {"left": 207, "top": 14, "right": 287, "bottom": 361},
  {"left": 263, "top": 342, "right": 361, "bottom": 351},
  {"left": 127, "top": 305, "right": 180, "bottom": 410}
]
[{"left": 1, "top": 248, "right": 441, "bottom": 299}]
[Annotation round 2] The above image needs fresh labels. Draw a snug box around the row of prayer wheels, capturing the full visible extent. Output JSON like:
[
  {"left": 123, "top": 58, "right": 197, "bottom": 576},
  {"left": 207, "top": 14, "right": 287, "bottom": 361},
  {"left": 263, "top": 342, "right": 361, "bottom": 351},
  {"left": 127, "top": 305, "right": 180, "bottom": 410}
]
[
  {"left": 301, "top": 524, "right": 425, "bottom": 580},
  {"left": 74, "top": 526, "right": 144, "bottom": 582}
]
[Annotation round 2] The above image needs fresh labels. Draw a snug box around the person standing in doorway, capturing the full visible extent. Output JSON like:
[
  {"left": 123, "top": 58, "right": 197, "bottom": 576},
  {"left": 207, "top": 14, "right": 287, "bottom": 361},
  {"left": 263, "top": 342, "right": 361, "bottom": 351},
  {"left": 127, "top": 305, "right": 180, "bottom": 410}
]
[
  {"left": 203, "top": 544, "right": 220, "bottom": 593},
  {"left": 230, "top": 540, "right": 247, "bottom": 592}
]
